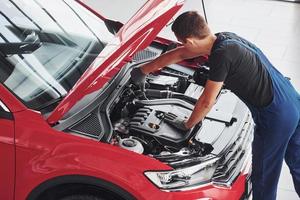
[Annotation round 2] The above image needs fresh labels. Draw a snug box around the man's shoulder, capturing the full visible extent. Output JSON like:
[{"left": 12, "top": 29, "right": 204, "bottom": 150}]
[
  {"left": 213, "top": 32, "right": 243, "bottom": 50},
  {"left": 210, "top": 41, "right": 240, "bottom": 60}
]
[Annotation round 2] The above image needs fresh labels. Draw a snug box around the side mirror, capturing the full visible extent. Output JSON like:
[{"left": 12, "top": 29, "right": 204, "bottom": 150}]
[
  {"left": 24, "top": 31, "right": 41, "bottom": 43},
  {"left": 0, "top": 31, "right": 42, "bottom": 56}
]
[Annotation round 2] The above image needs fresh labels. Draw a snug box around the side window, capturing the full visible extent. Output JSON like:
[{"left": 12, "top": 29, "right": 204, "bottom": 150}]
[{"left": 0, "top": 101, "right": 12, "bottom": 120}]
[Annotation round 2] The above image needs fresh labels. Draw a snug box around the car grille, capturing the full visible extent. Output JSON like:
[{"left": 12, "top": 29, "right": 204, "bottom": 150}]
[{"left": 212, "top": 113, "right": 254, "bottom": 187}]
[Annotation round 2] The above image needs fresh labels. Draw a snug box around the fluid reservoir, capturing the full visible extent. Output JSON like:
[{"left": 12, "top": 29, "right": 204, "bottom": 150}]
[{"left": 118, "top": 137, "right": 144, "bottom": 154}]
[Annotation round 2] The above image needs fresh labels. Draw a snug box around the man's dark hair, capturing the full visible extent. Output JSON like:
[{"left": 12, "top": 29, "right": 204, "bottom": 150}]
[{"left": 171, "top": 11, "right": 210, "bottom": 42}]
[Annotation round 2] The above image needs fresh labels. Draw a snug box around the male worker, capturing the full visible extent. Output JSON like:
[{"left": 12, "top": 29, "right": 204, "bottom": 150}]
[{"left": 130, "top": 11, "right": 300, "bottom": 200}]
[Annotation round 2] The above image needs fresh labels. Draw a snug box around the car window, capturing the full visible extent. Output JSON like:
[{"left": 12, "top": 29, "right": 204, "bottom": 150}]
[
  {"left": 0, "top": 101, "right": 9, "bottom": 113},
  {"left": 0, "top": 0, "right": 115, "bottom": 110}
]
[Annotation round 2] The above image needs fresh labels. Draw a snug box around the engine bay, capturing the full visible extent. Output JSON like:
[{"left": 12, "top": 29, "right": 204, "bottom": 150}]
[
  {"left": 109, "top": 64, "right": 215, "bottom": 164},
  {"left": 63, "top": 51, "right": 243, "bottom": 167}
]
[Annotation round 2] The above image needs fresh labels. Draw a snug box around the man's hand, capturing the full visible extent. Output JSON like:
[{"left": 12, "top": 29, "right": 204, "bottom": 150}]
[
  {"left": 164, "top": 112, "right": 189, "bottom": 131},
  {"left": 130, "top": 67, "right": 146, "bottom": 91}
]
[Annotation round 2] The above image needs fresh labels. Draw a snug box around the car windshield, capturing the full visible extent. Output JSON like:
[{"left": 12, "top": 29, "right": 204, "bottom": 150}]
[{"left": 0, "top": 0, "right": 115, "bottom": 110}]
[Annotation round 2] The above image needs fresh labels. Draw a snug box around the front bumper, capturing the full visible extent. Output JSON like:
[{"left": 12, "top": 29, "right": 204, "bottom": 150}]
[
  {"left": 135, "top": 154, "right": 252, "bottom": 200},
  {"left": 167, "top": 155, "right": 252, "bottom": 200}
]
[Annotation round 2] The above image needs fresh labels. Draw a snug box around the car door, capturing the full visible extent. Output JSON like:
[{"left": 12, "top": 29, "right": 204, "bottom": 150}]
[{"left": 0, "top": 100, "right": 15, "bottom": 200}]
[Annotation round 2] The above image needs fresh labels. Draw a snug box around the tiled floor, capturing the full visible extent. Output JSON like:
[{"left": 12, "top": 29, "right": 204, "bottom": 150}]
[
  {"left": 86, "top": 0, "right": 300, "bottom": 199},
  {"left": 203, "top": 0, "right": 300, "bottom": 91}
]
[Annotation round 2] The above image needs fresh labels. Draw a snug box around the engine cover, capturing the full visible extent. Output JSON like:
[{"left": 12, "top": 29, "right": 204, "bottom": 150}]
[{"left": 129, "top": 100, "right": 197, "bottom": 148}]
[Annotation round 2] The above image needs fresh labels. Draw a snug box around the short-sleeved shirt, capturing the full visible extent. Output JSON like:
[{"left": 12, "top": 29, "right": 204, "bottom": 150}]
[{"left": 207, "top": 32, "right": 273, "bottom": 108}]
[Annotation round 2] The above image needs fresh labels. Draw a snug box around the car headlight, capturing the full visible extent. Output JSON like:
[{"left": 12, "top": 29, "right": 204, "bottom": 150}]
[{"left": 144, "top": 157, "right": 219, "bottom": 191}]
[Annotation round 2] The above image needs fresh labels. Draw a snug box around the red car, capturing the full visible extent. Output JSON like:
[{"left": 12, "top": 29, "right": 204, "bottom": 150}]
[{"left": 0, "top": 0, "right": 253, "bottom": 199}]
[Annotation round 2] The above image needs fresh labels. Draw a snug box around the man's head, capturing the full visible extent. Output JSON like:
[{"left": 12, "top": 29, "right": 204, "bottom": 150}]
[
  {"left": 171, "top": 11, "right": 209, "bottom": 41},
  {"left": 171, "top": 11, "right": 214, "bottom": 54}
]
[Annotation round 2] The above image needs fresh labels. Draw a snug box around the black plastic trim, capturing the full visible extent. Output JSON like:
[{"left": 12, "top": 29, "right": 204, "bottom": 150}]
[
  {"left": 0, "top": 110, "right": 13, "bottom": 120},
  {"left": 26, "top": 175, "right": 136, "bottom": 200}
]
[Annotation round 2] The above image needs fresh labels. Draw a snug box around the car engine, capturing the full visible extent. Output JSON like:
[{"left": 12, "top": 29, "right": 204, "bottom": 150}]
[{"left": 109, "top": 66, "right": 214, "bottom": 161}]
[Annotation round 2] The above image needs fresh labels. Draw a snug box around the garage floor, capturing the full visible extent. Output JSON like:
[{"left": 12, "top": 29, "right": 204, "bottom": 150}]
[{"left": 86, "top": 0, "right": 300, "bottom": 199}]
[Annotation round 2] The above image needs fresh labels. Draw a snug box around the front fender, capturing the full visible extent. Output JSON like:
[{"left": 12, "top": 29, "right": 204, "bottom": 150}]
[{"left": 14, "top": 109, "right": 171, "bottom": 200}]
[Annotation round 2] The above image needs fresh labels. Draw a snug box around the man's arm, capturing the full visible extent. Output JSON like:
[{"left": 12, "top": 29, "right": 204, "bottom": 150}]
[
  {"left": 141, "top": 46, "right": 201, "bottom": 74},
  {"left": 185, "top": 80, "right": 224, "bottom": 129},
  {"left": 130, "top": 46, "right": 200, "bottom": 93}
]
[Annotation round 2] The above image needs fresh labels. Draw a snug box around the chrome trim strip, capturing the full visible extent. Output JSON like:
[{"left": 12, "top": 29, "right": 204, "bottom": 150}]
[
  {"left": 0, "top": 101, "right": 9, "bottom": 112},
  {"left": 212, "top": 114, "right": 254, "bottom": 187},
  {"left": 162, "top": 182, "right": 213, "bottom": 192}
]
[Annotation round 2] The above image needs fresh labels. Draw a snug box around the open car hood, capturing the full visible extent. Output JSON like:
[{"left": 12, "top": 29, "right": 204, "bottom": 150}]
[{"left": 47, "top": 0, "right": 184, "bottom": 125}]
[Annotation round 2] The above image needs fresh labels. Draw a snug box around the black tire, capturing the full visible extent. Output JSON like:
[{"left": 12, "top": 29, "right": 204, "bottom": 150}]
[
  {"left": 27, "top": 176, "right": 136, "bottom": 200},
  {"left": 60, "top": 194, "right": 105, "bottom": 200},
  {"left": 40, "top": 184, "right": 127, "bottom": 200}
]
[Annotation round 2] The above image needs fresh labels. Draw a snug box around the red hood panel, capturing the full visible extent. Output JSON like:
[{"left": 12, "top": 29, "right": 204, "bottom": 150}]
[{"left": 47, "top": 0, "right": 184, "bottom": 125}]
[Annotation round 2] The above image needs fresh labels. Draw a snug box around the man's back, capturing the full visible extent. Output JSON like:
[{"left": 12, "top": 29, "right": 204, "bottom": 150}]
[{"left": 207, "top": 32, "right": 273, "bottom": 108}]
